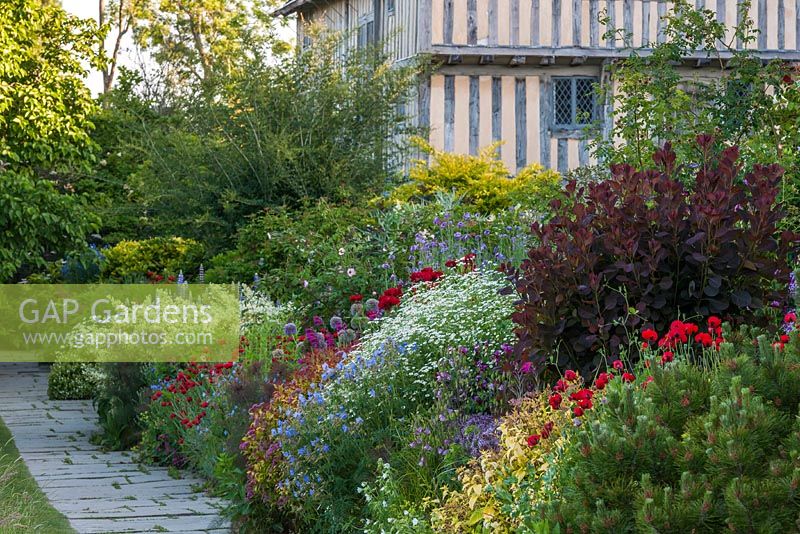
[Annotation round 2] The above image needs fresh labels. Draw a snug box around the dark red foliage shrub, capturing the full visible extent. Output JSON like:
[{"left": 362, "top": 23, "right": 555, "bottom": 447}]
[{"left": 502, "top": 139, "right": 798, "bottom": 374}]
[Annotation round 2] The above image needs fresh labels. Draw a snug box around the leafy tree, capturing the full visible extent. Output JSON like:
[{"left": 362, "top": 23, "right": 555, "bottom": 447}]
[
  {"left": 132, "top": 0, "right": 288, "bottom": 89},
  {"left": 98, "top": 0, "right": 137, "bottom": 94},
  {"left": 129, "top": 31, "right": 424, "bottom": 249},
  {"left": 0, "top": 0, "right": 105, "bottom": 281}
]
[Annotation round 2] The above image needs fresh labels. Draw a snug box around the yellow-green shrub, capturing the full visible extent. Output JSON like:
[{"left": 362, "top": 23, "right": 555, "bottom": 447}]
[
  {"left": 391, "top": 138, "right": 562, "bottom": 213},
  {"left": 431, "top": 386, "right": 576, "bottom": 533},
  {"left": 101, "top": 237, "right": 204, "bottom": 281}
]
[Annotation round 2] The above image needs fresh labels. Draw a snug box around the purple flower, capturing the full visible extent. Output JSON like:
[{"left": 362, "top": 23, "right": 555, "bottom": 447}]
[
  {"left": 313, "top": 316, "right": 324, "bottom": 328},
  {"left": 451, "top": 414, "right": 499, "bottom": 458},
  {"left": 330, "top": 316, "right": 345, "bottom": 331},
  {"left": 283, "top": 323, "right": 297, "bottom": 336}
]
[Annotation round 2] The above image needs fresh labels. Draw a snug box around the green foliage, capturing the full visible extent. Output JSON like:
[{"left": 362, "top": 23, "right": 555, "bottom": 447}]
[
  {"left": 209, "top": 196, "right": 534, "bottom": 316},
  {"left": 0, "top": 169, "right": 98, "bottom": 281},
  {"left": 0, "top": 0, "right": 104, "bottom": 170},
  {"left": 47, "top": 362, "right": 104, "bottom": 400},
  {"left": 392, "top": 138, "right": 562, "bottom": 214},
  {"left": 207, "top": 201, "right": 382, "bottom": 312},
  {"left": 129, "top": 31, "right": 423, "bottom": 249},
  {"left": 59, "top": 244, "right": 105, "bottom": 283},
  {"left": 594, "top": 0, "right": 800, "bottom": 230},
  {"left": 93, "top": 363, "right": 149, "bottom": 450},
  {"left": 76, "top": 70, "right": 162, "bottom": 244},
  {"left": 0, "top": 0, "right": 104, "bottom": 280},
  {"left": 101, "top": 237, "right": 204, "bottom": 281}
]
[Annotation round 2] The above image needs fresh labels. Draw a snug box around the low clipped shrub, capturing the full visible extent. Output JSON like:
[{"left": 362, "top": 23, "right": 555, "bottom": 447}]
[
  {"left": 504, "top": 139, "right": 798, "bottom": 376},
  {"left": 391, "top": 138, "right": 562, "bottom": 213},
  {"left": 101, "top": 237, "right": 204, "bottom": 281},
  {"left": 47, "top": 362, "right": 104, "bottom": 400}
]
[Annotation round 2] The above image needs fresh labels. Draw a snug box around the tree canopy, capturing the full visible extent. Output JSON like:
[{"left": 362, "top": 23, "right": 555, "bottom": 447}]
[{"left": 0, "top": 0, "right": 105, "bottom": 280}]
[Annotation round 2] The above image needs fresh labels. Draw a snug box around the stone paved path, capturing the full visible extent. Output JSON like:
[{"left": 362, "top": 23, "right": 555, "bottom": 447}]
[{"left": 0, "top": 364, "right": 230, "bottom": 534}]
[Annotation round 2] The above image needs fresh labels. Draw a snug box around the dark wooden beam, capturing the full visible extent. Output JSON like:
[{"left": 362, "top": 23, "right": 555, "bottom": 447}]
[{"left": 428, "top": 45, "right": 800, "bottom": 62}]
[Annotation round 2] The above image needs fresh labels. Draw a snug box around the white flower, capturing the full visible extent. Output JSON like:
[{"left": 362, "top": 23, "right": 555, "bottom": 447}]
[
  {"left": 338, "top": 248, "right": 345, "bottom": 256},
  {"left": 347, "top": 268, "right": 356, "bottom": 277}
]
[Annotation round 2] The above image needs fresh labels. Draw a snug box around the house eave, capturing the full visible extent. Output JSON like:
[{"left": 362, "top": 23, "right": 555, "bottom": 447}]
[{"left": 272, "top": 0, "right": 312, "bottom": 17}]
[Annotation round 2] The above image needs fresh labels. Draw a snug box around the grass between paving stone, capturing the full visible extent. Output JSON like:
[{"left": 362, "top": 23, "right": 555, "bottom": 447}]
[{"left": 0, "top": 417, "right": 74, "bottom": 533}]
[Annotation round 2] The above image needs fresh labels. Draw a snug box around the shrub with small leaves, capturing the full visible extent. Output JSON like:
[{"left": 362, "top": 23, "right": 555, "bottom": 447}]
[
  {"left": 47, "top": 361, "right": 104, "bottom": 400},
  {"left": 392, "top": 137, "right": 562, "bottom": 214}
]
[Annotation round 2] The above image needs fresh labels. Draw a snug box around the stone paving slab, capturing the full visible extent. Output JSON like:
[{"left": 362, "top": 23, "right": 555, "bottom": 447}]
[{"left": 0, "top": 363, "right": 230, "bottom": 534}]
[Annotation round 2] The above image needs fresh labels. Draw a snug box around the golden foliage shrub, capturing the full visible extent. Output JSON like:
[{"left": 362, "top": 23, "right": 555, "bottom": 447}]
[{"left": 391, "top": 138, "right": 562, "bottom": 213}]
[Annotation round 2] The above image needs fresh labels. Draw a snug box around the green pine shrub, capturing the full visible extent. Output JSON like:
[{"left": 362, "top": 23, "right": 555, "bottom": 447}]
[{"left": 540, "top": 338, "right": 800, "bottom": 532}]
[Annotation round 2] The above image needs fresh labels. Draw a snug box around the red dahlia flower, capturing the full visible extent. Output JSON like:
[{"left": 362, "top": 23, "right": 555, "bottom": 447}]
[
  {"left": 527, "top": 434, "right": 541, "bottom": 447},
  {"left": 349, "top": 294, "right": 363, "bottom": 302},
  {"left": 695, "top": 332, "right": 713, "bottom": 347},
  {"left": 622, "top": 372, "right": 635, "bottom": 383},
  {"left": 549, "top": 393, "right": 563, "bottom": 409},
  {"left": 641, "top": 329, "right": 658, "bottom": 342},
  {"left": 378, "top": 294, "right": 400, "bottom": 310},
  {"left": 573, "top": 406, "right": 584, "bottom": 417},
  {"left": 785, "top": 312, "right": 796, "bottom": 324},
  {"left": 541, "top": 421, "right": 555, "bottom": 439},
  {"left": 410, "top": 267, "right": 444, "bottom": 283},
  {"left": 564, "top": 370, "right": 578, "bottom": 381},
  {"left": 707, "top": 316, "right": 722, "bottom": 328},
  {"left": 612, "top": 360, "right": 624, "bottom": 371},
  {"left": 570, "top": 388, "right": 593, "bottom": 402}
]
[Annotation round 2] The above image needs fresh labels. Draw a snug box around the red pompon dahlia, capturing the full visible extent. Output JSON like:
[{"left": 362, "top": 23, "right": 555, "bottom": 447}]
[
  {"left": 641, "top": 329, "right": 658, "bottom": 342},
  {"left": 622, "top": 372, "right": 635, "bottom": 383}
]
